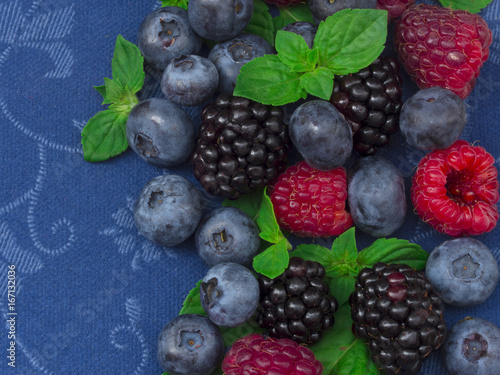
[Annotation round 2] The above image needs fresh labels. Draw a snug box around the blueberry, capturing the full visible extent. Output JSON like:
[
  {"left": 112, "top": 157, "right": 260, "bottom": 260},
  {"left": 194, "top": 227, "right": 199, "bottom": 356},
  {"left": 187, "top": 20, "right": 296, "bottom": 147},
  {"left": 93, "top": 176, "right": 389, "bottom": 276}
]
[
  {"left": 425, "top": 238, "right": 499, "bottom": 307},
  {"left": 288, "top": 100, "right": 353, "bottom": 170},
  {"left": 282, "top": 22, "right": 317, "bottom": 49},
  {"left": 399, "top": 87, "right": 467, "bottom": 150},
  {"left": 309, "top": 0, "right": 377, "bottom": 24},
  {"left": 208, "top": 33, "right": 275, "bottom": 94},
  {"left": 195, "top": 207, "right": 260, "bottom": 267},
  {"left": 137, "top": 7, "right": 202, "bottom": 71},
  {"left": 161, "top": 54, "right": 219, "bottom": 107},
  {"left": 188, "top": 0, "right": 253, "bottom": 41},
  {"left": 444, "top": 317, "right": 500, "bottom": 375},
  {"left": 126, "top": 98, "right": 195, "bottom": 167},
  {"left": 347, "top": 156, "right": 406, "bottom": 237},
  {"left": 134, "top": 174, "right": 203, "bottom": 247},
  {"left": 200, "top": 262, "right": 260, "bottom": 327},
  {"left": 157, "top": 314, "right": 225, "bottom": 375}
]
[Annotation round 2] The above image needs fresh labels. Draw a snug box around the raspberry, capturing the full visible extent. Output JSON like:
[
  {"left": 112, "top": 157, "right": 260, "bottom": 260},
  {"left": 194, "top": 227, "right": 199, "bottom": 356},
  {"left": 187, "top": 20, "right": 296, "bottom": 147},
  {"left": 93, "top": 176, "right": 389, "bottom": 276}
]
[
  {"left": 330, "top": 57, "right": 403, "bottom": 156},
  {"left": 394, "top": 4, "right": 492, "bottom": 99},
  {"left": 350, "top": 263, "right": 447, "bottom": 375},
  {"left": 192, "top": 94, "right": 290, "bottom": 200},
  {"left": 377, "top": 0, "right": 416, "bottom": 20},
  {"left": 411, "top": 140, "right": 499, "bottom": 237},
  {"left": 221, "top": 333, "right": 323, "bottom": 375},
  {"left": 256, "top": 257, "right": 338, "bottom": 344},
  {"left": 270, "top": 161, "right": 353, "bottom": 237}
]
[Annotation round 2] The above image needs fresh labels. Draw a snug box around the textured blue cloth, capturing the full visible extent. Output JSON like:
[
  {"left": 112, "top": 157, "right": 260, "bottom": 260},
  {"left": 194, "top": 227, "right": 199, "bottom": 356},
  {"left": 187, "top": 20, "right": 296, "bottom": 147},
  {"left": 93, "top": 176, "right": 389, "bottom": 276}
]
[{"left": 0, "top": 0, "right": 499, "bottom": 374}]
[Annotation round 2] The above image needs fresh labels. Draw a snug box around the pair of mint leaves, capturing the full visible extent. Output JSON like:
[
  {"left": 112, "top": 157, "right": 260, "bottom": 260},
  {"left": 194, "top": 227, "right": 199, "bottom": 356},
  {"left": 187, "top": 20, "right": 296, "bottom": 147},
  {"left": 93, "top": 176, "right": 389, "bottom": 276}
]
[{"left": 166, "top": 189, "right": 429, "bottom": 375}]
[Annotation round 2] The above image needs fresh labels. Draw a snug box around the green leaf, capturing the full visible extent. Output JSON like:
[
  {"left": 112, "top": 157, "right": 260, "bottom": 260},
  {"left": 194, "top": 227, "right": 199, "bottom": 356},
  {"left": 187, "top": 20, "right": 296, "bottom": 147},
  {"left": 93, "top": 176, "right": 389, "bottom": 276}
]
[
  {"left": 256, "top": 188, "right": 285, "bottom": 244},
  {"left": 179, "top": 280, "right": 205, "bottom": 315},
  {"left": 335, "top": 340, "right": 376, "bottom": 375},
  {"left": 233, "top": 55, "right": 306, "bottom": 106},
  {"left": 244, "top": 0, "right": 275, "bottom": 46},
  {"left": 357, "top": 238, "right": 429, "bottom": 271},
  {"left": 219, "top": 319, "right": 265, "bottom": 347},
  {"left": 314, "top": 9, "right": 387, "bottom": 75},
  {"left": 331, "top": 227, "right": 357, "bottom": 264},
  {"left": 439, "top": 0, "right": 493, "bottom": 13},
  {"left": 94, "top": 85, "right": 109, "bottom": 103},
  {"left": 328, "top": 274, "right": 356, "bottom": 307},
  {"left": 161, "top": 0, "right": 189, "bottom": 9},
  {"left": 111, "top": 35, "right": 145, "bottom": 94},
  {"left": 275, "top": 30, "right": 314, "bottom": 72},
  {"left": 253, "top": 238, "right": 290, "bottom": 279},
  {"left": 222, "top": 188, "right": 264, "bottom": 222},
  {"left": 273, "top": 3, "right": 315, "bottom": 31},
  {"left": 290, "top": 244, "right": 334, "bottom": 267},
  {"left": 103, "top": 77, "right": 124, "bottom": 104},
  {"left": 299, "top": 67, "right": 334, "bottom": 100},
  {"left": 81, "top": 109, "right": 129, "bottom": 162}
]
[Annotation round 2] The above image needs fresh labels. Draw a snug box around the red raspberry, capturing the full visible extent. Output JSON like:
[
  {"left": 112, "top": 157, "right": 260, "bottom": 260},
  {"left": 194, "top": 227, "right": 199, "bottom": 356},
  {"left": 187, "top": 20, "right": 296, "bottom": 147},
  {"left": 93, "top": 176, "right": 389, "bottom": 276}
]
[
  {"left": 377, "top": 0, "right": 416, "bottom": 20},
  {"left": 394, "top": 4, "right": 492, "bottom": 99},
  {"left": 222, "top": 333, "right": 323, "bottom": 375},
  {"left": 411, "top": 140, "right": 499, "bottom": 237},
  {"left": 270, "top": 161, "right": 353, "bottom": 237}
]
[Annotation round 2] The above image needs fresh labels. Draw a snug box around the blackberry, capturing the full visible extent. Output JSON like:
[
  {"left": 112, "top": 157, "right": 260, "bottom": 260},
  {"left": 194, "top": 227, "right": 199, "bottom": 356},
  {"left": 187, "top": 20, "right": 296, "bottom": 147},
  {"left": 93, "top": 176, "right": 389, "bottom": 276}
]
[
  {"left": 256, "top": 257, "right": 338, "bottom": 345},
  {"left": 330, "top": 57, "right": 403, "bottom": 156},
  {"left": 192, "top": 94, "right": 289, "bottom": 200},
  {"left": 349, "top": 262, "right": 447, "bottom": 375}
]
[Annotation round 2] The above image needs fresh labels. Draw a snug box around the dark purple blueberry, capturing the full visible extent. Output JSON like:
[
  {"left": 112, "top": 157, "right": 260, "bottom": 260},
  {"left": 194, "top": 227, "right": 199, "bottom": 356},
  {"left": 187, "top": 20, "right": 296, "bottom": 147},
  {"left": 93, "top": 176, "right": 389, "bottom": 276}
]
[
  {"left": 126, "top": 98, "right": 195, "bottom": 167},
  {"left": 281, "top": 22, "right": 317, "bottom": 49},
  {"left": 188, "top": 0, "right": 253, "bottom": 41},
  {"left": 157, "top": 314, "right": 224, "bottom": 375},
  {"left": 399, "top": 87, "right": 466, "bottom": 150},
  {"left": 137, "top": 7, "right": 202, "bottom": 70},
  {"left": 133, "top": 174, "right": 203, "bottom": 247},
  {"left": 289, "top": 100, "right": 353, "bottom": 171},
  {"left": 444, "top": 317, "right": 500, "bottom": 375},
  {"left": 309, "top": 0, "right": 377, "bottom": 24},
  {"left": 425, "top": 238, "right": 499, "bottom": 307},
  {"left": 195, "top": 207, "right": 260, "bottom": 267},
  {"left": 200, "top": 262, "right": 260, "bottom": 327},
  {"left": 161, "top": 55, "right": 219, "bottom": 106},
  {"left": 347, "top": 156, "right": 406, "bottom": 237},
  {"left": 208, "top": 34, "right": 275, "bottom": 94}
]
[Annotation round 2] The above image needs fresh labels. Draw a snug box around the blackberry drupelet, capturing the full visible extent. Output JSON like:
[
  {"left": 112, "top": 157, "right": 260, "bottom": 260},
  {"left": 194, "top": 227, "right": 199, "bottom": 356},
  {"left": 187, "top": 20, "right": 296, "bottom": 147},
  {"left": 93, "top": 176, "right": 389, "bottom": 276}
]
[
  {"left": 330, "top": 57, "right": 403, "bottom": 156},
  {"left": 192, "top": 94, "right": 289, "bottom": 200},
  {"left": 256, "top": 257, "right": 338, "bottom": 345},
  {"left": 349, "top": 262, "right": 447, "bottom": 375}
]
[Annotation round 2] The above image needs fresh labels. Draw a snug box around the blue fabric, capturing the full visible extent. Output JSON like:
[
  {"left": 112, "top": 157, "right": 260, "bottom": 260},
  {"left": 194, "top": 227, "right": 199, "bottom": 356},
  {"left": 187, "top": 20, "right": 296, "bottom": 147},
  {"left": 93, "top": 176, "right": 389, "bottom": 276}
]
[{"left": 0, "top": 0, "right": 499, "bottom": 374}]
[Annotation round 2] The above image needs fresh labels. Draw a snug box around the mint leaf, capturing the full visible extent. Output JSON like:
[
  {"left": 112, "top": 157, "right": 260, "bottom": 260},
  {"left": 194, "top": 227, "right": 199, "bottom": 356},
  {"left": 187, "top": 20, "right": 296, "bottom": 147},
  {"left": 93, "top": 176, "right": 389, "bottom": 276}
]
[
  {"left": 256, "top": 188, "right": 285, "bottom": 244},
  {"left": 112, "top": 35, "right": 145, "bottom": 94},
  {"left": 161, "top": 0, "right": 189, "bottom": 9},
  {"left": 103, "top": 77, "right": 124, "bottom": 104},
  {"left": 299, "top": 67, "right": 334, "bottom": 100},
  {"left": 273, "top": 3, "right": 315, "bottom": 30},
  {"left": 253, "top": 238, "right": 290, "bottom": 279},
  {"left": 222, "top": 188, "right": 264, "bottom": 222},
  {"left": 331, "top": 227, "right": 357, "bottom": 264},
  {"left": 328, "top": 274, "right": 356, "bottom": 307},
  {"left": 335, "top": 340, "right": 379, "bottom": 375},
  {"left": 179, "top": 280, "right": 205, "bottom": 315},
  {"left": 357, "top": 238, "right": 429, "bottom": 271},
  {"left": 275, "top": 30, "right": 314, "bottom": 72},
  {"left": 244, "top": 0, "right": 275, "bottom": 46},
  {"left": 234, "top": 55, "right": 306, "bottom": 106},
  {"left": 94, "top": 85, "right": 109, "bottom": 103},
  {"left": 439, "top": 0, "right": 493, "bottom": 13},
  {"left": 81, "top": 110, "right": 129, "bottom": 162},
  {"left": 314, "top": 9, "right": 387, "bottom": 74},
  {"left": 290, "top": 244, "right": 334, "bottom": 267}
]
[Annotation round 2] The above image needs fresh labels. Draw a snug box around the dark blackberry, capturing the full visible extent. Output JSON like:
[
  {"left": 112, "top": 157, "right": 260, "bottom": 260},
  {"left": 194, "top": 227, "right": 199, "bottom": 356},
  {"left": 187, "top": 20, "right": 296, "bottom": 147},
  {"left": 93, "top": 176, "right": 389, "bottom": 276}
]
[
  {"left": 349, "top": 262, "right": 447, "bottom": 375},
  {"left": 256, "top": 257, "right": 338, "bottom": 345},
  {"left": 330, "top": 57, "right": 403, "bottom": 156},
  {"left": 192, "top": 94, "right": 290, "bottom": 200}
]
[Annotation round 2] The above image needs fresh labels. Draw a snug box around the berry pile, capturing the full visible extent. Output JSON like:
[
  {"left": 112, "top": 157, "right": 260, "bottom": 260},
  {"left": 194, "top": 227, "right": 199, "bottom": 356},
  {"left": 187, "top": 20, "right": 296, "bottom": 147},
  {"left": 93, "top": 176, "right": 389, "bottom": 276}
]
[
  {"left": 192, "top": 94, "right": 289, "bottom": 200},
  {"left": 256, "top": 257, "right": 338, "bottom": 344}
]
